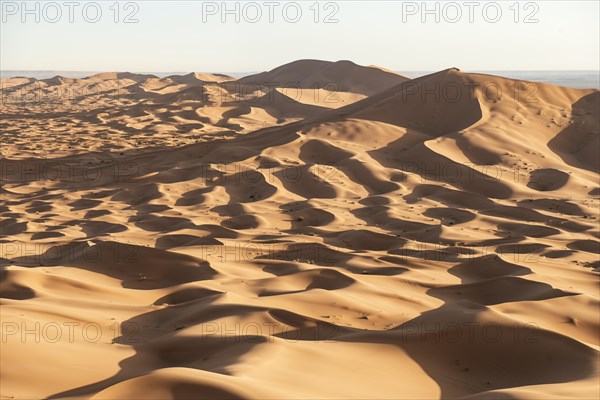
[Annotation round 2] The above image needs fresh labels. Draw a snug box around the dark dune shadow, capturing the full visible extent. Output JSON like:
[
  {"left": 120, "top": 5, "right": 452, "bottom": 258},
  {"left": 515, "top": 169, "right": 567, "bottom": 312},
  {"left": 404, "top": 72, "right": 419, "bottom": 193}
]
[
  {"left": 84, "top": 209, "right": 112, "bottom": 219},
  {"left": 527, "top": 168, "right": 570, "bottom": 191},
  {"left": 155, "top": 234, "right": 223, "bottom": 250},
  {"left": 67, "top": 198, "right": 102, "bottom": 211},
  {"left": 323, "top": 229, "right": 406, "bottom": 251},
  {"left": 0, "top": 268, "right": 36, "bottom": 300},
  {"left": 258, "top": 269, "right": 356, "bottom": 297},
  {"left": 273, "top": 165, "right": 338, "bottom": 199},
  {"left": 153, "top": 287, "right": 224, "bottom": 306},
  {"left": 516, "top": 198, "right": 586, "bottom": 216},
  {"left": 448, "top": 254, "right": 531, "bottom": 283},
  {"left": 4, "top": 240, "right": 217, "bottom": 290},
  {"left": 31, "top": 231, "right": 65, "bottom": 240},
  {"left": 429, "top": 276, "right": 574, "bottom": 306},
  {"left": 370, "top": 138, "right": 513, "bottom": 199},
  {"left": 349, "top": 204, "right": 450, "bottom": 244},
  {"left": 454, "top": 134, "right": 502, "bottom": 165},
  {"left": 254, "top": 242, "right": 352, "bottom": 268},
  {"left": 387, "top": 246, "right": 478, "bottom": 264},
  {"left": 547, "top": 91, "right": 600, "bottom": 173},
  {"left": 567, "top": 239, "right": 600, "bottom": 254},
  {"left": 423, "top": 207, "right": 476, "bottom": 226},
  {"left": 176, "top": 187, "right": 214, "bottom": 207},
  {"left": 496, "top": 222, "right": 560, "bottom": 238}
]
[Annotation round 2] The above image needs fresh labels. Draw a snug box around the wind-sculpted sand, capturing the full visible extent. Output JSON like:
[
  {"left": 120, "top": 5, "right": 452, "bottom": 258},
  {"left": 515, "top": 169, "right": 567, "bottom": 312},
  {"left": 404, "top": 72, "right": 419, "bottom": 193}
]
[{"left": 1, "top": 61, "right": 599, "bottom": 399}]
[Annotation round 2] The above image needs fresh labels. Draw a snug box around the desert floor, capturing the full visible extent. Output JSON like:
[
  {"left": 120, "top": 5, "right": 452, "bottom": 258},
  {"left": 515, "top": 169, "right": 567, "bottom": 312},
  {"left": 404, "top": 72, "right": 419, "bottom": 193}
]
[{"left": 1, "top": 60, "right": 599, "bottom": 399}]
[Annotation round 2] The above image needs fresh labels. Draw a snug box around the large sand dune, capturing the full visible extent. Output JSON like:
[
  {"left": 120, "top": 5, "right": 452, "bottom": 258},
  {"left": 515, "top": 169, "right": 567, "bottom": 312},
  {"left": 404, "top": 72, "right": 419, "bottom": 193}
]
[
  {"left": 1, "top": 62, "right": 599, "bottom": 399},
  {"left": 238, "top": 59, "right": 409, "bottom": 95}
]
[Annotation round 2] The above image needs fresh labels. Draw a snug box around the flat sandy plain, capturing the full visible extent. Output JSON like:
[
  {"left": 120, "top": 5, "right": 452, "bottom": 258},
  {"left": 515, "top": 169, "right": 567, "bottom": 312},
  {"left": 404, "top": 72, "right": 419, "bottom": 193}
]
[{"left": 1, "top": 60, "right": 599, "bottom": 399}]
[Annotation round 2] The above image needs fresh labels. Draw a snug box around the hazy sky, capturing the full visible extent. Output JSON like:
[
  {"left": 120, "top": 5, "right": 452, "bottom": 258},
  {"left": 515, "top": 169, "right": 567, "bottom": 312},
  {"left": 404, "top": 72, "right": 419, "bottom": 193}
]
[{"left": 1, "top": 0, "right": 598, "bottom": 72}]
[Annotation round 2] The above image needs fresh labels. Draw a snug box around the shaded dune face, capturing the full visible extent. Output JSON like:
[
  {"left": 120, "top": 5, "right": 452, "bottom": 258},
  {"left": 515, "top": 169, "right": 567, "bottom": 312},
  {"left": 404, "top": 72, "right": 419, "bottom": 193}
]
[
  {"left": 352, "top": 69, "right": 485, "bottom": 136},
  {"left": 1, "top": 66, "right": 599, "bottom": 400}
]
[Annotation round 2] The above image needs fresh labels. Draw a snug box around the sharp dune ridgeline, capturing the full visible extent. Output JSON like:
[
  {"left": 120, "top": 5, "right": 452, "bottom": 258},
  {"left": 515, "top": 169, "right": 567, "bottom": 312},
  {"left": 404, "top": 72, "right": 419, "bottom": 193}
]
[{"left": 1, "top": 60, "right": 599, "bottom": 399}]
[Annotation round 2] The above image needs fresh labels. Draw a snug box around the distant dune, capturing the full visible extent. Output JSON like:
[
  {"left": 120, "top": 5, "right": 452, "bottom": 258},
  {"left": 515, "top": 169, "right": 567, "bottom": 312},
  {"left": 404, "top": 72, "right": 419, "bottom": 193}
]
[
  {"left": 238, "top": 59, "right": 410, "bottom": 95},
  {"left": 1, "top": 61, "right": 599, "bottom": 400}
]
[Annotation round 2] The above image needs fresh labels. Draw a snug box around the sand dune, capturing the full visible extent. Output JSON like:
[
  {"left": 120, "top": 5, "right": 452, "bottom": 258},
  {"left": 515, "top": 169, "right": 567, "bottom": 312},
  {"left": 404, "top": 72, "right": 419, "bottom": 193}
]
[
  {"left": 0, "top": 62, "right": 391, "bottom": 159},
  {"left": 1, "top": 62, "right": 599, "bottom": 399},
  {"left": 238, "top": 59, "right": 410, "bottom": 95}
]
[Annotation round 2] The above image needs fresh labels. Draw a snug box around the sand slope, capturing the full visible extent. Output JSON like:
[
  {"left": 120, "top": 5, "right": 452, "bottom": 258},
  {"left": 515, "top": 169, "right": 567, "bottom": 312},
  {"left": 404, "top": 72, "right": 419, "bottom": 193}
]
[
  {"left": 1, "top": 65, "right": 599, "bottom": 399},
  {"left": 238, "top": 59, "right": 410, "bottom": 95}
]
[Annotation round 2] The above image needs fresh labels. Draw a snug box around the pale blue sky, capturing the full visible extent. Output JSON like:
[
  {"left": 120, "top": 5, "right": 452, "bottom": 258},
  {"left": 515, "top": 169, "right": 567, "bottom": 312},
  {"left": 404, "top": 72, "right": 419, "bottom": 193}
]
[{"left": 1, "top": 0, "right": 598, "bottom": 72}]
